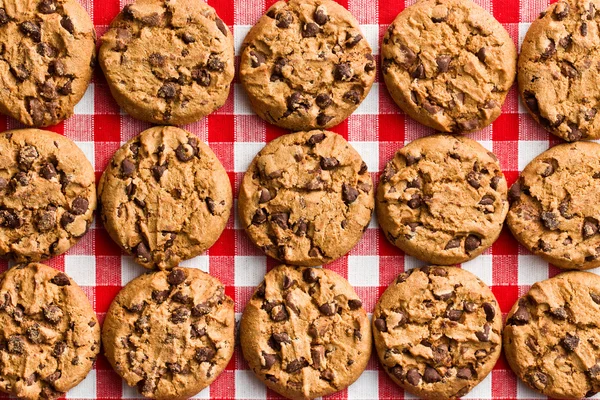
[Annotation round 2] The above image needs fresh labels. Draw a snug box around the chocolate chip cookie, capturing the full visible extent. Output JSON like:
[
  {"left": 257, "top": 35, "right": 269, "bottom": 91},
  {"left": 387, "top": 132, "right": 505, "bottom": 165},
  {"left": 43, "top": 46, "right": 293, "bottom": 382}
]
[
  {"left": 0, "top": 0, "right": 96, "bottom": 127},
  {"left": 504, "top": 271, "right": 600, "bottom": 398},
  {"left": 519, "top": 0, "right": 600, "bottom": 141},
  {"left": 373, "top": 266, "right": 502, "bottom": 400},
  {"left": 239, "top": 0, "right": 376, "bottom": 131},
  {"left": 240, "top": 265, "right": 371, "bottom": 399},
  {"left": 99, "top": 0, "right": 234, "bottom": 125},
  {"left": 98, "top": 126, "right": 232, "bottom": 270},
  {"left": 381, "top": 0, "right": 516, "bottom": 133},
  {"left": 0, "top": 263, "right": 100, "bottom": 400},
  {"left": 238, "top": 130, "right": 374, "bottom": 266},
  {"left": 0, "top": 129, "right": 96, "bottom": 262},
  {"left": 507, "top": 142, "right": 600, "bottom": 270},
  {"left": 102, "top": 267, "right": 235, "bottom": 399},
  {"left": 377, "top": 135, "right": 508, "bottom": 265}
]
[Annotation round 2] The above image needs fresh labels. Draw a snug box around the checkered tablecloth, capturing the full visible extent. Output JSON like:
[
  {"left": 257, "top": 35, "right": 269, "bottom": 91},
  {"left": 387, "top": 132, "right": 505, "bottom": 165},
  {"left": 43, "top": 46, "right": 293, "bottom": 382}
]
[{"left": 1, "top": 0, "right": 597, "bottom": 398}]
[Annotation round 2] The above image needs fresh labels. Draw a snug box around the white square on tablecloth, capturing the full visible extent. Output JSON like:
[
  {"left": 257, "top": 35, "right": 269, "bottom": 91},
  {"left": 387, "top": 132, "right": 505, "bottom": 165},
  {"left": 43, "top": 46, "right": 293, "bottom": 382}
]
[
  {"left": 67, "top": 370, "right": 96, "bottom": 398},
  {"left": 234, "top": 256, "right": 267, "bottom": 286},
  {"left": 518, "top": 255, "right": 549, "bottom": 285},
  {"left": 404, "top": 255, "right": 429, "bottom": 272},
  {"left": 180, "top": 255, "right": 210, "bottom": 273},
  {"left": 348, "top": 256, "right": 379, "bottom": 287},
  {"left": 234, "top": 25, "right": 252, "bottom": 56},
  {"left": 518, "top": 23, "right": 532, "bottom": 51},
  {"left": 462, "top": 255, "right": 493, "bottom": 286},
  {"left": 360, "top": 24, "right": 380, "bottom": 55},
  {"left": 122, "top": 380, "right": 139, "bottom": 398},
  {"left": 121, "top": 256, "right": 148, "bottom": 286},
  {"left": 517, "top": 379, "right": 546, "bottom": 399},
  {"left": 355, "top": 84, "right": 379, "bottom": 116},
  {"left": 235, "top": 369, "right": 266, "bottom": 399},
  {"left": 75, "top": 141, "right": 95, "bottom": 169},
  {"left": 65, "top": 255, "right": 96, "bottom": 286},
  {"left": 234, "top": 142, "right": 265, "bottom": 173},
  {"left": 74, "top": 84, "right": 94, "bottom": 115},
  {"left": 519, "top": 141, "right": 549, "bottom": 171},
  {"left": 234, "top": 84, "right": 254, "bottom": 116},
  {"left": 463, "top": 373, "right": 492, "bottom": 399},
  {"left": 348, "top": 370, "right": 378, "bottom": 399},
  {"left": 191, "top": 386, "right": 211, "bottom": 399},
  {"left": 351, "top": 140, "right": 379, "bottom": 174}
]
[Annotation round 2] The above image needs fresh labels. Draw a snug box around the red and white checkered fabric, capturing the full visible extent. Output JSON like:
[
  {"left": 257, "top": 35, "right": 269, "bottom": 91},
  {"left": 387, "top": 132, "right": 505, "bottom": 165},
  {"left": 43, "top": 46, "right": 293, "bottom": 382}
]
[{"left": 1, "top": 0, "right": 597, "bottom": 398}]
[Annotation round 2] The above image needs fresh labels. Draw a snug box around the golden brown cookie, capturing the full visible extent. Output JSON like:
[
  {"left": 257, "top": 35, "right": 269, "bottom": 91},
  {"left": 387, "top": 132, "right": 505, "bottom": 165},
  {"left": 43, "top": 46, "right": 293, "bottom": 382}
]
[
  {"left": 240, "top": 265, "right": 372, "bottom": 400},
  {"left": 381, "top": 0, "right": 516, "bottom": 133},
  {"left": 377, "top": 135, "right": 508, "bottom": 265},
  {"left": 0, "top": 0, "right": 96, "bottom": 127},
  {"left": 0, "top": 129, "right": 96, "bottom": 262},
  {"left": 373, "top": 266, "right": 502, "bottom": 400},
  {"left": 238, "top": 130, "right": 374, "bottom": 267},
  {"left": 102, "top": 267, "right": 235, "bottom": 400},
  {"left": 0, "top": 263, "right": 100, "bottom": 400},
  {"left": 519, "top": 0, "right": 600, "bottom": 141},
  {"left": 99, "top": 0, "right": 234, "bottom": 125},
  {"left": 239, "top": 0, "right": 376, "bottom": 131},
  {"left": 507, "top": 141, "right": 600, "bottom": 270},
  {"left": 504, "top": 271, "right": 600, "bottom": 399},
  {"left": 98, "top": 126, "right": 232, "bottom": 270}
]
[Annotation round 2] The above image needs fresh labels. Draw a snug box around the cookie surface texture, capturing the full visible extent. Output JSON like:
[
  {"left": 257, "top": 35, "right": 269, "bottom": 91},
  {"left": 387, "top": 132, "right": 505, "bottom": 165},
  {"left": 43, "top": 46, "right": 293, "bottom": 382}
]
[
  {"left": 0, "top": 129, "right": 96, "bottom": 262},
  {"left": 373, "top": 266, "right": 502, "bottom": 400},
  {"left": 102, "top": 267, "right": 235, "bottom": 400},
  {"left": 238, "top": 130, "right": 374, "bottom": 266},
  {"left": 507, "top": 141, "right": 600, "bottom": 270},
  {"left": 377, "top": 134, "right": 508, "bottom": 265},
  {"left": 381, "top": 0, "right": 516, "bottom": 133},
  {"left": 98, "top": 126, "right": 232, "bottom": 270},
  {"left": 0, "top": 263, "right": 100, "bottom": 400},
  {"left": 239, "top": 0, "right": 376, "bottom": 131},
  {"left": 240, "top": 265, "right": 372, "bottom": 400},
  {"left": 519, "top": 0, "right": 600, "bottom": 141},
  {"left": 504, "top": 271, "right": 600, "bottom": 398},
  {"left": 0, "top": 0, "right": 96, "bottom": 127},
  {"left": 99, "top": 0, "right": 234, "bottom": 125}
]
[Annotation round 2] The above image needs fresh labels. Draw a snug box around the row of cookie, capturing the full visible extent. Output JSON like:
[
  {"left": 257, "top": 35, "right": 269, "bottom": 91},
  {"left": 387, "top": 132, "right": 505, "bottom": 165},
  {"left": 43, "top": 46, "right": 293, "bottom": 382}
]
[{"left": 4, "top": 262, "right": 595, "bottom": 400}]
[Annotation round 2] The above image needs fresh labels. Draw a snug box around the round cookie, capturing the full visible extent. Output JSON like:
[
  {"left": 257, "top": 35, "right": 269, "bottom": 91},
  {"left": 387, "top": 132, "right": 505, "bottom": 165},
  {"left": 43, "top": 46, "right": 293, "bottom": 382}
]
[
  {"left": 238, "top": 130, "right": 374, "bottom": 267},
  {"left": 102, "top": 267, "right": 235, "bottom": 399},
  {"left": 239, "top": 0, "right": 376, "bottom": 131},
  {"left": 519, "top": 0, "right": 600, "bottom": 141},
  {"left": 240, "top": 265, "right": 372, "bottom": 399},
  {"left": 377, "top": 134, "right": 508, "bottom": 265},
  {"left": 504, "top": 271, "right": 600, "bottom": 398},
  {"left": 0, "top": 129, "right": 96, "bottom": 262},
  {"left": 381, "top": 0, "right": 516, "bottom": 133},
  {"left": 507, "top": 142, "right": 600, "bottom": 270},
  {"left": 373, "top": 266, "right": 502, "bottom": 400},
  {"left": 0, "top": 0, "right": 96, "bottom": 127},
  {"left": 0, "top": 263, "right": 100, "bottom": 400},
  {"left": 99, "top": 0, "right": 234, "bottom": 125},
  {"left": 98, "top": 126, "right": 232, "bottom": 270}
]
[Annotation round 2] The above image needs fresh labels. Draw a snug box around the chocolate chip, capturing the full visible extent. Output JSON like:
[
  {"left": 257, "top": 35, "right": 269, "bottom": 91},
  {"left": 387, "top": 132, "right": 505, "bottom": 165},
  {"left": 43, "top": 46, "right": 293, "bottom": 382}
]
[
  {"left": 134, "top": 242, "right": 151, "bottom": 262},
  {"left": 302, "top": 22, "right": 320, "bottom": 38},
  {"left": 553, "top": 2, "right": 570, "bottom": 20},
  {"left": 44, "top": 305, "right": 63, "bottom": 323},
  {"left": 51, "top": 273, "right": 70, "bottom": 286},
  {"left": 457, "top": 368, "right": 472, "bottom": 380},
  {"left": 167, "top": 269, "right": 186, "bottom": 285},
  {"left": 20, "top": 22, "right": 41, "bottom": 42},
  {"left": 407, "top": 194, "right": 422, "bottom": 209},
  {"left": 191, "top": 67, "right": 211, "bottom": 87},
  {"left": 270, "top": 57, "right": 288, "bottom": 81},
  {"left": 320, "top": 157, "right": 339, "bottom": 170},
  {"left": 444, "top": 238, "right": 461, "bottom": 250},
  {"left": 35, "top": 210, "right": 55, "bottom": 233},
  {"left": 307, "top": 133, "right": 326, "bottom": 146},
  {"left": 583, "top": 217, "right": 599, "bottom": 239},
  {"left": 316, "top": 113, "right": 333, "bottom": 126},
  {"left": 348, "top": 299, "right": 362, "bottom": 310},
  {"left": 315, "top": 93, "right": 332, "bottom": 109},
  {"left": 446, "top": 309, "right": 463, "bottom": 321},
  {"left": 549, "top": 307, "right": 568, "bottom": 320},
  {"left": 423, "top": 367, "right": 442, "bottom": 383},
  {"left": 60, "top": 212, "right": 74, "bottom": 228},
  {"left": 464, "top": 235, "right": 481, "bottom": 252},
  {"left": 215, "top": 18, "right": 227, "bottom": 36},
  {"left": 523, "top": 91, "right": 539, "bottom": 115},
  {"left": 271, "top": 304, "right": 289, "bottom": 322},
  {"left": 275, "top": 11, "right": 293, "bottom": 28},
  {"left": 286, "top": 358, "right": 308, "bottom": 373},
  {"left": 541, "top": 212, "right": 559, "bottom": 230},
  {"left": 436, "top": 55, "right": 451, "bottom": 73},
  {"left": 411, "top": 63, "right": 425, "bottom": 79},
  {"left": 319, "top": 302, "right": 336, "bottom": 316},
  {"left": 476, "top": 323, "right": 491, "bottom": 342},
  {"left": 467, "top": 171, "right": 480, "bottom": 189},
  {"left": 334, "top": 63, "right": 353, "bottom": 81},
  {"left": 346, "top": 34, "right": 363, "bottom": 47},
  {"left": 476, "top": 47, "right": 487, "bottom": 63},
  {"left": 158, "top": 82, "right": 179, "bottom": 100},
  {"left": 148, "top": 53, "right": 165, "bottom": 68},
  {"left": 195, "top": 347, "right": 216, "bottom": 362},
  {"left": 258, "top": 188, "right": 272, "bottom": 204},
  {"left": 252, "top": 209, "right": 267, "bottom": 225},
  {"left": 314, "top": 7, "right": 329, "bottom": 25},
  {"left": 343, "top": 89, "right": 362, "bottom": 104},
  {"left": 561, "top": 333, "right": 579, "bottom": 352},
  {"left": 271, "top": 212, "right": 289, "bottom": 230},
  {"left": 559, "top": 34, "right": 572, "bottom": 49},
  {"left": 406, "top": 368, "right": 421, "bottom": 385},
  {"left": 53, "top": 341, "right": 66, "bottom": 357},
  {"left": 170, "top": 307, "right": 190, "bottom": 324},
  {"left": 262, "top": 352, "right": 279, "bottom": 369},
  {"left": 342, "top": 184, "right": 359, "bottom": 204},
  {"left": 61, "top": 15, "right": 74, "bottom": 34},
  {"left": 10, "top": 64, "right": 30, "bottom": 81},
  {"left": 8, "top": 336, "right": 24, "bottom": 354},
  {"left": 303, "top": 268, "right": 318, "bottom": 283},
  {"left": 191, "top": 302, "right": 210, "bottom": 316},
  {"left": 27, "top": 324, "right": 41, "bottom": 344},
  {"left": 509, "top": 304, "right": 531, "bottom": 325},
  {"left": 567, "top": 122, "right": 583, "bottom": 141},
  {"left": 249, "top": 50, "right": 266, "bottom": 68},
  {"left": 483, "top": 302, "right": 496, "bottom": 322},
  {"left": 69, "top": 197, "right": 88, "bottom": 216},
  {"left": 151, "top": 289, "right": 169, "bottom": 304},
  {"left": 531, "top": 371, "right": 548, "bottom": 390},
  {"left": 286, "top": 91, "right": 311, "bottom": 112},
  {"left": 541, "top": 39, "right": 556, "bottom": 60},
  {"left": 374, "top": 318, "right": 387, "bottom": 332},
  {"left": 0, "top": 210, "right": 22, "bottom": 229},
  {"left": 0, "top": 8, "right": 7, "bottom": 25},
  {"left": 294, "top": 219, "right": 307, "bottom": 237}
]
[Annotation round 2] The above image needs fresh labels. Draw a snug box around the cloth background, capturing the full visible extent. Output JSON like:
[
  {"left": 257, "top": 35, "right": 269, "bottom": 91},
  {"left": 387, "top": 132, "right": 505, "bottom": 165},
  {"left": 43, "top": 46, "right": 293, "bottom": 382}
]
[{"left": 0, "top": 0, "right": 595, "bottom": 398}]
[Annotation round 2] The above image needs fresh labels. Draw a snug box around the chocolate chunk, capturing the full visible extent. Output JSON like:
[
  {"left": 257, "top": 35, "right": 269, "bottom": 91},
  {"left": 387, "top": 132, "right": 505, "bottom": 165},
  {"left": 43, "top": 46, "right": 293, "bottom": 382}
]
[
  {"left": 359, "top": 161, "right": 368, "bottom": 175},
  {"left": 51, "top": 273, "right": 70, "bottom": 286},
  {"left": 70, "top": 197, "right": 89, "bottom": 216},
  {"left": 476, "top": 323, "right": 491, "bottom": 342},
  {"left": 10, "top": 64, "right": 30, "bottom": 81},
  {"left": 44, "top": 305, "right": 63, "bottom": 323},
  {"left": 568, "top": 122, "right": 583, "bottom": 141},
  {"left": 317, "top": 113, "right": 334, "bottom": 126},
  {"left": 561, "top": 333, "right": 579, "bottom": 351},
  {"left": 121, "top": 158, "right": 136, "bottom": 177},
  {"left": 302, "top": 22, "right": 320, "bottom": 38},
  {"left": 191, "top": 302, "right": 210, "bottom": 317},
  {"left": 320, "top": 369, "right": 335, "bottom": 381},
  {"left": 252, "top": 209, "right": 267, "bottom": 225},
  {"left": 467, "top": 170, "right": 481, "bottom": 189},
  {"left": 170, "top": 307, "right": 190, "bottom": 324},
  {"left": 0, "top": 210, "right": 22, "bottom": 229},
  {"left": 586, "top": 108, "right": 597, "bottom": 121},
  {"left": 423, "top": 367, "right": 442, "bottom": 383},
  {"left": 476, "top": 47, "right": 487, "bottom": 63},
  {"left": 60, "top": 212, "right": 74, "bottom": 228},
  {"left": 530, "top": 371, "right": 548, "bottom": 390},
  {"left": 483, "top": 302, "right": 496, "bottom": 321},
  {"left": 192, "top": 68, "right": 211, "bottom": 86},
  {"left": 319, "top": 302, "right": 336, "bottom": 316},
  {"left": 294, "top": 219, "right": 307, "bottom": 236},
  {"left": 167, "top": 269, "right": 186, "bottom": 285},
  {"left": 509, "top": 304, "right": 531, "bottom": 325},
  {"left": 374, "top": 318, "right": 387, "bottom": 332},
  {"left": 553, "top": 2, "right": 570, "bottom": 20},
  {"left": 479, "top": 195, "right": 495, "bottom": 206},
  {"left": 181, "top": 32, "right": 196, "bottom": 44},
  {"left": 20, "top": 22, "right": 41, "bottom": 42},
  {"left": 343, "top": 89, "right": 362, "bottom": 104},
  {"left": 457, "top": 368, "right": 472, "bottom": 380},
  {"left": 334, "top": 63, "right": 353, "bottom": 81},
  {"left": 215, "top": 18, "right": 227, "bottom": 36},
  {"left": 8, "top": 336, "right": 24, "bottom": 354},
  {"left": 134, "top": 242, "right": 151, "bottom": 262},
  {"left": 286, "top": 358, "right": 308, "bottom": 373},
  {"left": 262, "top": 352, "right": 279, "bottom": 369},
  {"left": 411, "top": 63, "right": 425, "bottom": 79},
  {"left": 436, "top": 55, "right": 451, "bottom": 73},
  {"left": 348, "top": 299, "right": 362, "bottom": 310},
  {"left": 249, "top": 50, "right": 266, "bottom": 68},
  {"left": 303, "top": 268, "right": 318, "bottom": 283},
  {"left": 406, "top": 194, "right": 422, "bottom": 209},
  {"left": 271, "top": 212, "right": 289, "bottom": 230},
  {"left": 271, "top": 304, "right": 289, "bottom": 322},
  {"left": 158, "top": 82, "right": 179, "bottom": 100},
  {"left": 316, "top": 93, "right": 332, "bottom": 109},
  {"left": 342, "top": 184, "right": 359, "bottom": 204},
  {"left": 550, "top": 307, "right": 568, "bottom": 320},
  {"left": 464, "top": 235, "right": 481, "bottom": 252},
  {"left": 559, "top": 34, "right": 572, "bottom": 49},
  {"left": 152, "top": 290, "right": 170, "bottom": 304},
  {"left": 53, "top": 341, "right": 66, "bottom": 357},
  {"left": 583, "top": 218, "right": 599, "bottom": 239},
  {"left": 307, "top": 133, "right": 326, "bottom": 146},
  {"left": 314, "top": 7, "right": 329, "bottom": 25},
  {"left": 258, "top": 188, "right": 272, "bottom": 204},
  {"left": 464, "top": 301, "right": 476, "bottom": 313},
  {"left": 148, "top": 53, "right": 165, "bottom": 68},
  {"left": 540, "top": 212, "right": 559, "bottom": 230},
  {"left": 541, "top": 158, "right": 559, "bottom": 177},
  {"left": 0, "top": 8, "right": 7, "bottom": 25},
  {"left": 320, "top": 157, "right": 339, "bottom": 170},
  {"left": 406, "top": 368, "right": 421, "bottom": 385},
  {"left": 446, "top": 309, "right": 463, "bottom": 321},
  {"left": 541, "top": 39, "right": 556, "bottom": 60},
  {"left": 270, "top": 57, "right": 288, "bottom": 81},
  {"left": 195, "top": 347, "right": 216, "bottom": 362},
  {"left": 275, "top": 11, "right": 293, "bottom": 28}
]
